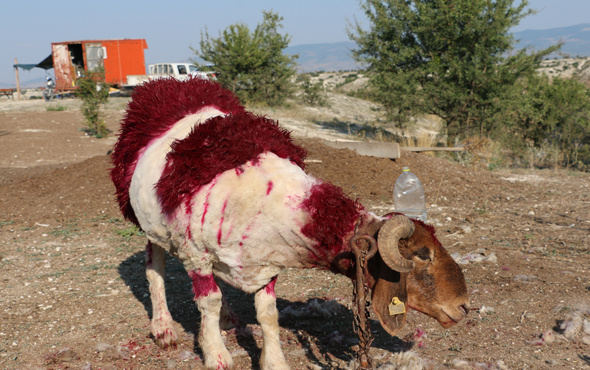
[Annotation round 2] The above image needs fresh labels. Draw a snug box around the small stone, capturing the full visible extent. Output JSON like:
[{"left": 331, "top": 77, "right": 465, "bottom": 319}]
[
  {"left": 452, "top": 358, "right": 470, "bottom": 369},
  {"left": 102, "top": 346, "right": 121, "bottom": 360},
  {"left": 229, "top": 349, "right": 248, "bottom": 358},
  {"left": 178, "top": 350, "right": 196, "bottom": 361},
  {"left": 44, "top": 348, "right": 78, "bottom": 365},
  {"left": 96, "top": 342, "right": 111, "bottom": 352},
  {"left": 479, "top": 306, "right": 495, "bottom": 314},
  {"left": 460, "top": 225, "right": 472, "bottom": 234}
]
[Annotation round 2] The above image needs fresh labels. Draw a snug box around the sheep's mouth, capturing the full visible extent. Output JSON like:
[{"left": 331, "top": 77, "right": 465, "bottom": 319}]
[{"left": 439, "top": 308, "right": 467, "bottom": 328}]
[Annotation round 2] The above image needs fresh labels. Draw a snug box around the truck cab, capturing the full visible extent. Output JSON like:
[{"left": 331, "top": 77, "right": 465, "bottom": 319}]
[{"left": 148, "top": 63, "right": 215, "bottom": 80}]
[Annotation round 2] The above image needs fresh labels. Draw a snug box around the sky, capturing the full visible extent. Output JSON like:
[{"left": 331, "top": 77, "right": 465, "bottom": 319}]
[{"left": 2, "top": 0, "right": 589, "bottom": 86}]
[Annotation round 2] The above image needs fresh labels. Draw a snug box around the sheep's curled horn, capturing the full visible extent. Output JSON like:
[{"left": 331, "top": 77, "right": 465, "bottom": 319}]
[{"left": 378, "top": 215, "right": 416, "bottom": 272}]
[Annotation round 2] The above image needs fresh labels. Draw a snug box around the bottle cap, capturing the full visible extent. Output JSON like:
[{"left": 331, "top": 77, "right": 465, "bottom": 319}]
[{"left": 402, "top": 166, "right": 410, "bottom": 172}]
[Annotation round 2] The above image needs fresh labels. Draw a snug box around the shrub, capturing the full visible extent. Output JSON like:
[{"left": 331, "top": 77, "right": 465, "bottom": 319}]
[
  {"left": 75, "top": 67, "right": 110, "bottom": 138},
  {"left": 46, "top": 105, "right": 66, "bottom": 112},
  {"left": 299, "top": 75, "right": 328, "bottom": 106}
]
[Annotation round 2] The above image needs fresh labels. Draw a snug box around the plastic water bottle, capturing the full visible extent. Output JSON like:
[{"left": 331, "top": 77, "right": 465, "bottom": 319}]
[{"left": 393, "top": 166, "right": 427, "bottom": 222}]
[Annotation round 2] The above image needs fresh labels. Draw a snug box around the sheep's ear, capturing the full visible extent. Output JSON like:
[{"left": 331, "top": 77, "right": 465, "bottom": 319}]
[{"left": 371, "top": 258, "right": 407, "bottom": 336}]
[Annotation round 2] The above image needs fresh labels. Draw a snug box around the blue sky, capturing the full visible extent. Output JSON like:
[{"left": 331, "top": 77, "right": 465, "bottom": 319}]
[{"left": 2, "top": 0, "right": 589, "bottom": 86}]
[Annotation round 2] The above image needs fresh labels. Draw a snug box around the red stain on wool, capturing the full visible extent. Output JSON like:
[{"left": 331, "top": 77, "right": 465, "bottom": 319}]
[
  {"left": 264, "top": 276, "right": 278, "bottom": 297},
  {"left": 266, "top": 181, "right": 274, "bottom": 196},
  {"left": 110, "top": 77, "right": 245, "bottom": 225},
  {"left": 201, "top": 180, "right": 217, "bottom": 228},
  {"left": 300, "top": 182, "right": 362, "bottom": 268},
  {"left": 188, "top": 271, "right": 220, "bottom": 299},
  {"left": 217, "top": 199, "right": 229, "bottom": 245},
  {"left": 156, "top": 111, "right": 306, "bottom": 216}
]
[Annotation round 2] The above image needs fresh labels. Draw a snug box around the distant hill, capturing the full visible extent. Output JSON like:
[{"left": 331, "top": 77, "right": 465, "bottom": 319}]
[
  {"left": 0, "top": 76, "right": 46, "bottom": 89},
  {"left": 286, "top": 41, "right": 361, "bottom": 72},
  {"left": 288, "top": 24, "right": 590, "bottom": 73},
  {"left": 514, "top": 23, "right": 590, "bottom": 57}
]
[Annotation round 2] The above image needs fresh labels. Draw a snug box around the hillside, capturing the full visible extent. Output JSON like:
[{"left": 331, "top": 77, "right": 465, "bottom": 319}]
[
  {"left": 514, "top": 23, "right": 590, "bottom": 57},
  {"left": 287, "top": 24, "right": 590, "bottom": 72}
]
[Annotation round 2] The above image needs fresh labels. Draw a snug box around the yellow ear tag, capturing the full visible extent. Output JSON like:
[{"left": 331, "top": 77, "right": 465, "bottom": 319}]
[{"left": 388, "top": 297, "right": 406, "bottom": 316}]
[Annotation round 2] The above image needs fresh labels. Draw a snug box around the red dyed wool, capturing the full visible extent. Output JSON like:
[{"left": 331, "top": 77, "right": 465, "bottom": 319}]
[
  {"left": 188, "top": 270, "right": 220, "bottom": 299},
  {"left": 300, "top": 183, "right": 362, "bottom": 268},
  {"left": 156, "top": 112, "right": 307, "bottom": 216},
  {"left": 110, "top": 77, "right": 245, "bottom": 225},
  {"left": 264, "top": 276, "right": 278, "bottom": 297}
]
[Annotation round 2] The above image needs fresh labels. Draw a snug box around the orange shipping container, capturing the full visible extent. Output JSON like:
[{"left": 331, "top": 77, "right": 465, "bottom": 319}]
[{"left": 51, "top": 39, "right": 148, "bottom": 91}]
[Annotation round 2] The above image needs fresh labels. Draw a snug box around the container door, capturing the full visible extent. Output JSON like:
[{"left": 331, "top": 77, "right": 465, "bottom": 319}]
[
  {"left": 85, "top": 43, "right": 104, "bottom": 71},
  {"left": 52, "top": 43, "right": 73, "bottom": 91}
]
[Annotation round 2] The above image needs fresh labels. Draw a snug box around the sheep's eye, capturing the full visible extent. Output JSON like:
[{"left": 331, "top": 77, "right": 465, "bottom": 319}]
[{"left": 415, "top": 247, "right": 432, "bottom": 261}]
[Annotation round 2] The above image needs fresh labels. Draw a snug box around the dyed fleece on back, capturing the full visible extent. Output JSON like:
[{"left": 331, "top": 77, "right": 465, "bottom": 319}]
[
  {"left": 156, "top": 111, "right": 307, "bottom": 216},
  {"left": 110, "top": 77, "right": 245, "bottom": 225}
]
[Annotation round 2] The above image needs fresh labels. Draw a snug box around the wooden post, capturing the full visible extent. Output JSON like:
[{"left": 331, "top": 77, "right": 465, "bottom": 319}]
[{"left": 14, "top": 58, "right": 21, "bottom": 100}]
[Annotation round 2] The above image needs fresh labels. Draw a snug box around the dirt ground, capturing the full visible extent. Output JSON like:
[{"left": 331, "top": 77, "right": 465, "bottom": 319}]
[{"left": 1, "top": 97, "right": 589, "bottom": 369}]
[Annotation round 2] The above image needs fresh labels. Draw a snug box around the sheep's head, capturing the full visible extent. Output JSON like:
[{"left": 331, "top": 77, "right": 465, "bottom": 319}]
[{"left": 359, "top": 214, "right": 469, "bottom": 336}]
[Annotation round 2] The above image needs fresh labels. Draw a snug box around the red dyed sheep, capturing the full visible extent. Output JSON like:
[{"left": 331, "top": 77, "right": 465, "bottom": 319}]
[{"left": 111, "top": 77, "right": 469, "bottom": 370}]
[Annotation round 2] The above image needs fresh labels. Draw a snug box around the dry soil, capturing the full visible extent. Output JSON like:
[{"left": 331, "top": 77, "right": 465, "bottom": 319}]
[{"left": 1, "top": 96, "right": 589, "bottom": 369}]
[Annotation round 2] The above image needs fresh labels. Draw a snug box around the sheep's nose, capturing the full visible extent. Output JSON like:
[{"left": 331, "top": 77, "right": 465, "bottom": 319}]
[{"left": 459, "top": 303, "right": 470, "bottom": 316}]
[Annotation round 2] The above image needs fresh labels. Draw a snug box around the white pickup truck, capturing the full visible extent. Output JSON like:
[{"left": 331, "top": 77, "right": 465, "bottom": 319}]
[{"left": 123, "top": 63, "right": 216, "bottom": 92}]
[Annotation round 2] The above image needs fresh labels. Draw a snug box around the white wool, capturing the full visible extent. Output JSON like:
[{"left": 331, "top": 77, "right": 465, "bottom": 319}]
[{"left": 561, "top": 311, "right": 583, "bottom": 339}]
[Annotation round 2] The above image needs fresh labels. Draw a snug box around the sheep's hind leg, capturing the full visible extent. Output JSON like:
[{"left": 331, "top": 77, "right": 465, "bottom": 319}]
[
  {"left": 146, "top": 241, "right": 178, "bottom": 347},
  {"left": 255, "top": 276, "right": 289, "bottom": 370},
  {"left": 190, "top": 270, "right": 233, "bottom": 369}
]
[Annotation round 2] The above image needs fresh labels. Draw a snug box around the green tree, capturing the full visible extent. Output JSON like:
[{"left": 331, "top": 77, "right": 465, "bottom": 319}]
[
  {"left": 497, "top": 74, "right": 590, "bottom": 169},
  {"left": 298, "top": 74, "right": 328, "bottom": 106},
  {"left": 75, "top": 67, "right": 110, "bottom": 138},
  {"left": 349, "top": 0, "right": 558, "bottom": 142},
  {"left": 194, "top": 10, "right": 298, "bottom": 106}
]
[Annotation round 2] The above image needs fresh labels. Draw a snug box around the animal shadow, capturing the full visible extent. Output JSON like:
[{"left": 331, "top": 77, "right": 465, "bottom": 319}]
[
  {"left": 314, "top": 118, "right": 399, "bottom": 142},
  {"left": 118, "top": 250, "right": 410, "bottom": 367}
]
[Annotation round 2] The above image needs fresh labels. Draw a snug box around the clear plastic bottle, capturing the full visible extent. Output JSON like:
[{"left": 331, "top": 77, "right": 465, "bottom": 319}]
[{"left": 393, "top": 166, "right": 427, "bottom": 222}]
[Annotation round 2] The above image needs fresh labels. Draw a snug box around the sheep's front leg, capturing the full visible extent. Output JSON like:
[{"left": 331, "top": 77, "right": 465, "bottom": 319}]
[
  {"left": 190, "top": 270, "right": 233, "bottom": 369},
  {"left": 255, "top": 276, "right": 289, "bottom": 370},
  {"left": 146, "top": 241, "right": 178, "bottom": 347}
]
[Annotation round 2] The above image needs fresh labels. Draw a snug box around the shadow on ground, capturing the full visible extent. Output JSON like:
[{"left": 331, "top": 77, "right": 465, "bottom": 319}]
[
  {"left": 314, "top": 118, "right": 399, "bottom": 142},
  {"left": 118, "top": 251, "right": 411, "bottom": 367}
]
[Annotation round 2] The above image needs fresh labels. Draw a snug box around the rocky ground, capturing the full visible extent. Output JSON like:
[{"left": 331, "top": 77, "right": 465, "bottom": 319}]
[{"left": 0, "top": 94, "right": 589, "bottom": 369}]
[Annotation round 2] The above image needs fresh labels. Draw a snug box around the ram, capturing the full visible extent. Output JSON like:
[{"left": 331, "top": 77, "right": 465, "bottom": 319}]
[{"left": 110, "top": 78, "right": 469, "bottom": 369}]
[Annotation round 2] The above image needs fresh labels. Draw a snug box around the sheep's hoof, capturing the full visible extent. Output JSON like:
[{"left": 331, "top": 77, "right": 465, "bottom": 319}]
[
  {"left": 151, "top": 318, "right": 178, "bottom": 349},
  {"left": 153, "top": 328, "right": 178, "bottom": 349},
  {"left": 204, "top": 350, "right": 233, "bottom": 369}
]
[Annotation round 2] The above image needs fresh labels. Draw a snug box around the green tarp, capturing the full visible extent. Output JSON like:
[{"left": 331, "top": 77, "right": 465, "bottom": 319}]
[{"left": 14, "top": 54, "right": 53, "bottom": 71}]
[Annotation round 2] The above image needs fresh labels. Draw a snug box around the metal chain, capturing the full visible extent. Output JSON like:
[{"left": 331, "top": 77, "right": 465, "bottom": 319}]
[{"left": 350, "top": 234, "right": 378, "bottom": 370}]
